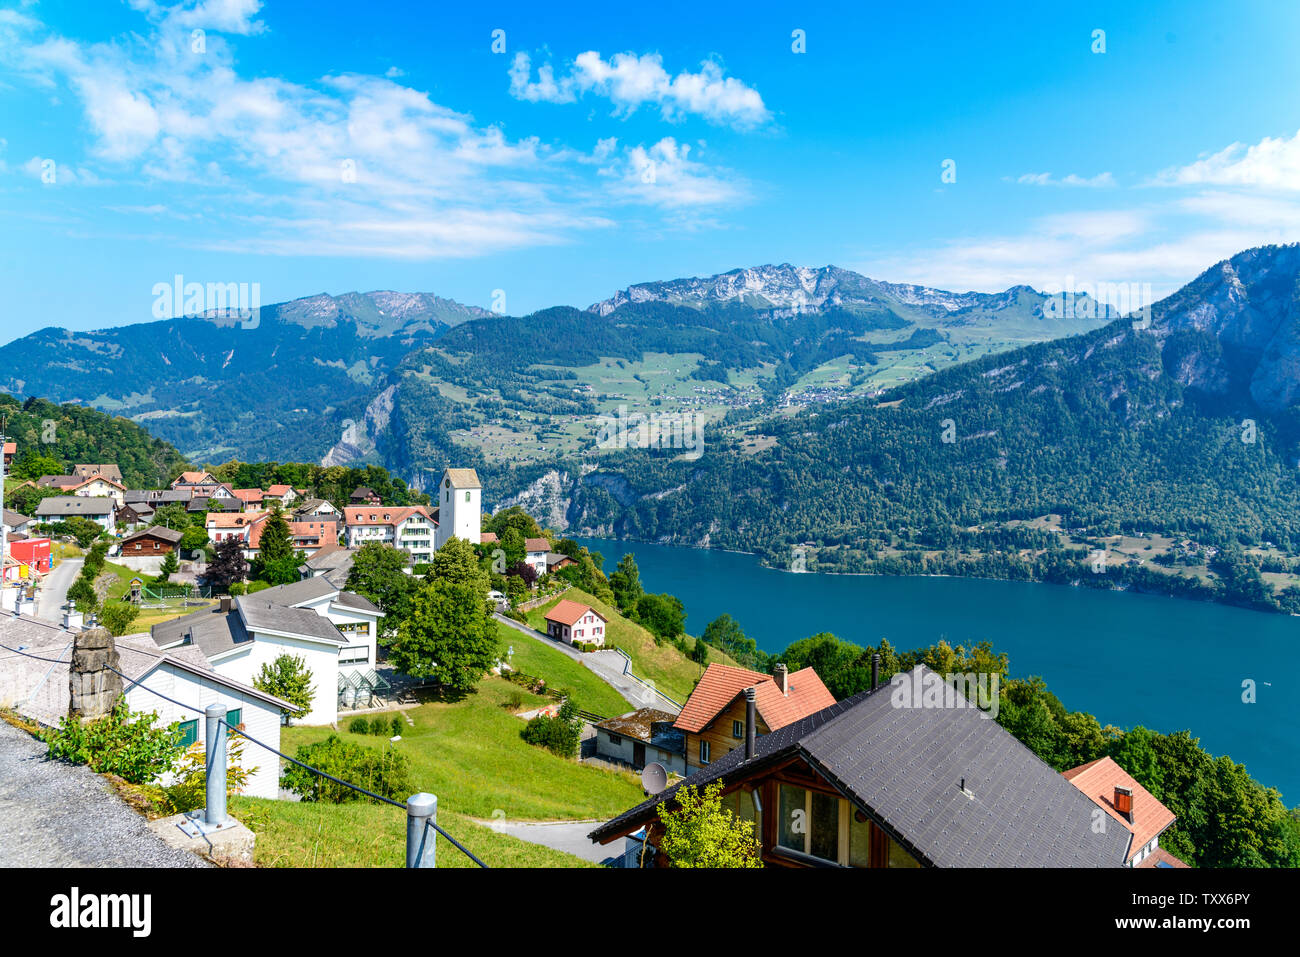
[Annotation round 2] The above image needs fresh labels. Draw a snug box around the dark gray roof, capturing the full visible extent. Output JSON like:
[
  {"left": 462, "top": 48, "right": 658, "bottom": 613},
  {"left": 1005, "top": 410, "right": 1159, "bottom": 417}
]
[
  {"left": 235, "top": 595, "right": 346, "bottom": 644},
  {"left": 122, "top": 525, "right": 184, "bottom": 545},
  {"left": 588, "top": 666, "right": 1132, "bottom": 868},
  {"left": 3, "top": 509, "right": 31, "bottom": 526},
  {"left": 151, "top": 604, "right": 254, "bottom": 659},
  {"left": 255, "top": 576, "right": 337, "bottom": 606},
  {"left": 34, "top": 496, "right": 116, "bottom": 517},
  {"left": 334, "top": 590, "right": 381, "bottom": 614}
]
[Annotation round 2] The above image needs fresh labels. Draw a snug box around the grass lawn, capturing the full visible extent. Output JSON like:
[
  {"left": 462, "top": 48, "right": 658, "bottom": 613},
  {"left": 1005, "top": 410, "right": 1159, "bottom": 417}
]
[
  {"left": 230, "top": 797, "right": 596, "bottom": 868},
  {"left": 94, "top": 560, "right": 211, "bottom": 629},
  {"left": 283, "top": 677, "right": 645, "bottom": 822},
  {"left": 497, "top": 622, "right": 632, "bottom": 718},
  {"left": 527, "top": 588, "right": 735, "bottom": 705}
]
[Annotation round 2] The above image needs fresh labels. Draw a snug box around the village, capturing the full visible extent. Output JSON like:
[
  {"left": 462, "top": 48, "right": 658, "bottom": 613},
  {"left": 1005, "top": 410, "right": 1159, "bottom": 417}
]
[{"left": 0, "top": 439, "right": 1187, "bottom": 870}]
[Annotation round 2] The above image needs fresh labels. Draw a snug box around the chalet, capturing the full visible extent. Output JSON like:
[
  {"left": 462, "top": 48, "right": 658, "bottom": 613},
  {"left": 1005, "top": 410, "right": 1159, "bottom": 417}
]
[
  {"left": 72, "top": 464, "right": 123, "bottom": 484},
  {"left": 595, "top": 708, "right": 686, "bottom": 774},
  {"left": 66, "top": 474, "right": 127, "bottom": 504},
  {"left": 35, "top": 496, "right": 116, "bottom": 532},
  {"left": 152, "top": 583, "right": 384, "bottom": 725},
  {"left": 298, "top": 543, "right": 357, "bottom": 587},
  {"left": 294, "top": 498, "right": 340, "bottom": 520},
  {"left": 590, "top": 665, "right": 1137, "bottom": 868},
  {"left": 2, "top": 509, "right": 33, "bottom": 539},
  {"left": 544, "top": 599, "right": 607, "bottom": 647},
  {"left": 2, "top": 441, "right": 13, "bottom": 466},
  {"left": 1063, "top": 757, "right": 1185, "bottom": 867},
  {"left": 264, "top": 484, "right": 300, "bottom": 506},
  {"left": 546, "top": 552, "right": 576, "bottom": 574},
  {"left": 170, "top": 471, "right": 223, "bottom": 496},
  {"left": 232, "top": 488, "right": 265, "bottom": 511},
  {"left": 344, "top": 505, "right": 437, "bottom": 564},
  {"left": 524, "top": 538, "right": 551, "bottom": 576},
  {"left": 0, "top": 612, "right": 294, "bottom": 800},
  {"left": 121, "top": 525, "right": 184, "bottom": 556},
  {"left": 205, "top": 510, "right": 266, "bottom": 548},
  {"left": 116, "top": 501, "right": 155, "bottom": 527},
  {"left": 675, "top": 662, "right": 835, "bottom": 772},
  {"left": 350, "top": 486, "right": 380, "bottom": 505}
]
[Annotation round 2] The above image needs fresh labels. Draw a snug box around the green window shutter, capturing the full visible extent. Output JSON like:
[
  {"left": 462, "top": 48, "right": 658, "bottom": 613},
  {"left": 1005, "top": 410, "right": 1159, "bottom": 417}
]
[
  {"left": 227, "top": 708, "right": 242, "bottom": 729},
  {"left": 178, "top": 719, "right": 198, "bottom": 749}
]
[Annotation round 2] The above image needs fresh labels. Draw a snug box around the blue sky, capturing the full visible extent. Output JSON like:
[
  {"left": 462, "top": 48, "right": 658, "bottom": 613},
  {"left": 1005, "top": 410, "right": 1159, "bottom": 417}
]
[{"left": 2, "top": 0, "right": 1300, "bottom": 340}]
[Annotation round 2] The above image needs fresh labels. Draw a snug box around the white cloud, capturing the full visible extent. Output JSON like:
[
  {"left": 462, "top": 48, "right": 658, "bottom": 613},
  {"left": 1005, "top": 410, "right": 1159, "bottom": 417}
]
[
  {"left": 510, "top": 50, "right": 770, "bottom": 130},
  {"left": 1156, "top": 129, "right": 1300, "bottom": 190},
  {"left": 1016, "top": 171, "right": 1115, "bottom": 188},
  {"left": 601, "top": 137, "right": 746, "bottom": 209}
]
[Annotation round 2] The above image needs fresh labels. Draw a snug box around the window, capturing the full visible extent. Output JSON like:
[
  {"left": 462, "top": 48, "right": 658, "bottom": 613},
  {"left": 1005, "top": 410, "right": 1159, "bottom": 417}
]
[
  {"left": 226, "top": 708, "right": 242, "bottom": 730},
  {"left": 699, "top": 740, "right": 711, "bottom": 764},
  {"left": 732, "top": 719, "right": 744, "bottom": 739},
  {"left": 178, "top": 719, "right": 198, "bottom": 749},
  {"left": 607, "top": 733, "right": 622, "bottom": 746},
  {"left": 465, "top": 491, "right": 470, "bottom": 502},
  {"left": 777, "top": 784, "right": 840, "bottom": 864},
  {"left": 340, "top": 645, "right": 369, "bottom": 665}
]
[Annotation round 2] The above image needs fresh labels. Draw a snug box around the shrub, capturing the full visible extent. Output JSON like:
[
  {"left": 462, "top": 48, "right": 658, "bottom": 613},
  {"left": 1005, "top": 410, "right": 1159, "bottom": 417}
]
[
  {"left": 151, "top": 739, "right": 255, "bottom": 815},
  {"left": 98, "top": 601, "right": 141, "bottom": 637},
  {"left": 390, "top": 715, "right": 404, "bottom": 738},
  {"left": 43, "top": 701, "right": 183, "bottom": 785},
  {"left": 506, "top": 691, "right": 525, "bottom": 712},
  {"left": 280, "top": 735, "right": 412, "bottom": 803},
  {"left": 371, "top": 716, "right": 390, "bottom": 736},
  {"left": 520, "top": 700, "right": 583, "bottom": 758},
  {"left": 348, "top": 717, "right": 370, "bottom": 734}
]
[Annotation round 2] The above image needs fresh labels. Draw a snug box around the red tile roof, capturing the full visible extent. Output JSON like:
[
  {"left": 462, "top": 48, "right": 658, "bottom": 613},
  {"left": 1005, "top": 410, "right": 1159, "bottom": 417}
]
[
  {"left": 480, "top": 532, "right": 499, "bottom": 545},
  {"left": 343, "top": 505, "right": 435, "bottom": 527},
  {"left": 232, "top": 488, "right": 264, "bottom": 503},
  {"left": 545, "top": 599, "right": 603, "bottom": 627},
  {"left": 1136, "top": 846, "right": 1189, "bottom": 868},
  {"left": 673, "top": 662, "right": 836, "bottom": 734},
  {"left": 525, "top": 537, "right": 550, "bottom": 553},
  {"left": 266, "top": 484, "right": 293, "bottom": 496},
  {"left": 1063, "top": 757, "right": 1176, "bottom": 862}
]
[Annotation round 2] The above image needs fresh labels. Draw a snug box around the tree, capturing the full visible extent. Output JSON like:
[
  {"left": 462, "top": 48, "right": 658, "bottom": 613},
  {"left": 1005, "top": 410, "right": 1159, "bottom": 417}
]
[
  {"left": 151, "top": 502, "right": 191, "bottom": 531},
  {"left": 252, "top": 505, "right": 294, "bottom": 580},
  {"left": 345, "top": 542, "right": 418, "bottom": 642},
  {"left": 635, "top": 593, "right": 686, "bottom": 642},
  {"left": 257, "top": 555, "right": 302, "bottom": 585},
  {"left": 520, "top": 700, "right": 583, "bottom": 757},
  {"left": 179, "top": 525, "right": 209, "bottom": 553},
  {"left": 609, "top": 553, "right": 644, "bottom": 615},
  {"left": 280, "top": 735, "right": 412, "bottom": 803},
  {"left": 99, "top": 601, "right": 141, "bottom": 636},
  {"left": 428, "top": 536, "right": 489, "bottom": 592},
  {"left": 253, "top": 653, "right": 315, "bottom": 720},
  {"left": 507, "top": 560, "right": 537, "bottom": 590},
  {"left": 389, "top": 578, "right": 499, "bottom": 692},
  {"left": 656, "top": 780, "right": 762, "bottom": 868},
  {"left": 154, "top": 550, "right": 179, "bottom": 583},
  {"left": 11, "top": 450, "right": 63, "bottom": 481},
  {"left": 204, "top": 538, "right": 248, "bottom": 591},
  {"left": 702, "top": 614, "right": 763, "bottom": 669}
]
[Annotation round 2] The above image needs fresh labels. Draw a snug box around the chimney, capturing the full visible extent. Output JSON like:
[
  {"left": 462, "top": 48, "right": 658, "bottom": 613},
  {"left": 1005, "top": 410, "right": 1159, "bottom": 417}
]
[
  {"left": 68, "top": 626, "right": 123, "bottom": 719},
  {"left": 871, "top": 653, "right": 881, "bottom": 691},
  {"left": 1114, "top": 786, "right": 1134, "bottom": 824},
  {"left": 219, "top": 595, "right": 232, "bottom": 613},
  {"left": 744, "top": 687, "right": 757, "bottom": 760},
  {"left": 774, "top": 663, "right": 789, "bottom": 696}
]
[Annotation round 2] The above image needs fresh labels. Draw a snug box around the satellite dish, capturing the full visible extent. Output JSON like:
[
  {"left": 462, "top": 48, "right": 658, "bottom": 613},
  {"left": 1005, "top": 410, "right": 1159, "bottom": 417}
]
[{"left": 641, "top": 762, "right": 668, "bottom": 795}]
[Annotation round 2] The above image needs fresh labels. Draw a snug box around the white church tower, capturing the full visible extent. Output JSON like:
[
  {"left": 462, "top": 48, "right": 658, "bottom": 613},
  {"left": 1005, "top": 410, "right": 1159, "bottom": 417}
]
[{"left": 434, "top": 468, "right": 482, "bottom": 551}]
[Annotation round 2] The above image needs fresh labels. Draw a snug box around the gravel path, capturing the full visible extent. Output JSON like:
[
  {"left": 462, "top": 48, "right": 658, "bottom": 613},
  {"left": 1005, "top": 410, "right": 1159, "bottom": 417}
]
[
  {"left": 0, "top": 719, "right": 207, "bottom": 867},
  {"left": 36, "top": 557, "right": 82, "bottom": 623}
]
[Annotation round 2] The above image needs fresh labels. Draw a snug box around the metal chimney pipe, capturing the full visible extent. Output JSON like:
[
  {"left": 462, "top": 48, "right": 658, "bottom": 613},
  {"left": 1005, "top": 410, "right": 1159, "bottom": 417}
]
[
  {"left": 744, "top": 687, "right": 757, "bottom": 760},
  {"left": 871, "top": 653, "right": 881, "bottom": 691}
]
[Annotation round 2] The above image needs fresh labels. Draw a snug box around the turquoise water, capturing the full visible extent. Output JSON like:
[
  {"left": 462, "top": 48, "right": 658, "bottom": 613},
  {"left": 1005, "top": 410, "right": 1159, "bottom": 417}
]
[{"left": 575, "top": 537, "right": 1298, "bottom": 802}]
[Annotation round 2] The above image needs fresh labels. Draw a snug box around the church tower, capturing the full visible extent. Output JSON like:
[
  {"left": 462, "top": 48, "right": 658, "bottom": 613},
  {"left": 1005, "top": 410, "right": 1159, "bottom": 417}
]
[{"left": 435, "top": 468, "right": 481, "bottom": 551}]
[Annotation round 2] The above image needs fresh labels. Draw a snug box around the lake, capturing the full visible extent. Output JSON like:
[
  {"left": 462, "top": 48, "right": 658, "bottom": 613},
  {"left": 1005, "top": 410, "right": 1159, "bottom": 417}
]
[{"left": 575, "top": 536, "right": 1298, "bottom": 802}]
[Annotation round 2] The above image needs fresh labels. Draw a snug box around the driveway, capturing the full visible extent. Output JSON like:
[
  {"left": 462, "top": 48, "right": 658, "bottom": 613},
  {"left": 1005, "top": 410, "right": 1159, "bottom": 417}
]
[
  {"left": 0, "top": 719, "right": 206, "bottom": 867},
  {"left": 494, "top": 613, "right": 680, "bottom": 714},
  {"left": 477, "top": 818, "right": 631, "bottom": 867},
  {"left": 36, "top": 556, "right": 82, "bottom": 623}
]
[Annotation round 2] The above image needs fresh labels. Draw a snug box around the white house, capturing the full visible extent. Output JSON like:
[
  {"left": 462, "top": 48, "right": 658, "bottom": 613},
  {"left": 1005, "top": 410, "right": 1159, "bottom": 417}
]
[
  {"left": 524, "top": 537, "right": 550, "bottom": 577},
  {"left": 2, "top": 508, "right": 32, "bottom": 539},
  {"left": 433, "top": 468, "right": 481, "bottom": 551},
  {"left": 0, "top": 613, "right": 293, "bottom": 800},
  {"left": 543, "top": 599, "right": 608, "bottom": 647},
  {"left": 152, "top": 584, "right": 383, "bottom": 726},
  {"left": 35, "top": 496, "right": 117, "bottom": 532},
  {"left": 67, "top": 475, "right": 127, "bottom": 504},
  {"left": 343, "top": 505, "right": 437, "bottom": 564}
]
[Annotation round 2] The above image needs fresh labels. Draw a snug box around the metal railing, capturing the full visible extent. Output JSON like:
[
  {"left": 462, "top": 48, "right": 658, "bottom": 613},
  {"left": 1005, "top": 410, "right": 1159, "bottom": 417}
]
[{"left": 0, "top": 639, "right": 486, "bottom": 868}]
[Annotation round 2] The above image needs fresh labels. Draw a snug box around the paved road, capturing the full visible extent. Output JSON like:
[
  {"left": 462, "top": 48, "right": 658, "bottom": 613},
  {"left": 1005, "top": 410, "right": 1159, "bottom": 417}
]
[
  {"left": 478, "top": 818, "right": 630, "bottom": 866},
  {"left": 0, "top": 719, "right": 206, "bottom": 867},
  {"left": 494, "top": 613, "right": 680, "bottom": 714},
  {"left": 36, "top": 557, "right": 82, "bottom": 623}
]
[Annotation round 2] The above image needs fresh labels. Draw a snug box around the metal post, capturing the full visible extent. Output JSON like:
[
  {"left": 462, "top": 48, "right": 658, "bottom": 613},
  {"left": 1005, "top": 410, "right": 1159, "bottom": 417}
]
[
  {"left": 406, "top": 792, "right": 437, "bottom": 868},
  {"left": 205, "top": 703, "right": 227, "bottom": 828}
]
